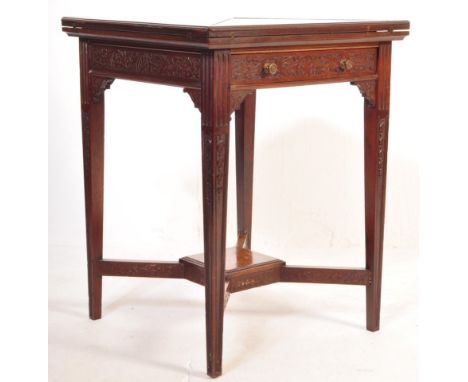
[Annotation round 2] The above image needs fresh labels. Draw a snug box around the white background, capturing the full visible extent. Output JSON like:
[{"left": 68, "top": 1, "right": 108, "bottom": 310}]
[{"left": 2, "top": 0, "right": 466, "bottom": 381}]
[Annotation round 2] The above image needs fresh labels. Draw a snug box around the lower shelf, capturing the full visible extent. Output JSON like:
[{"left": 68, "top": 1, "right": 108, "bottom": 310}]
[{"left": 180, "top": 247, "right": 285, "bottom": 293}]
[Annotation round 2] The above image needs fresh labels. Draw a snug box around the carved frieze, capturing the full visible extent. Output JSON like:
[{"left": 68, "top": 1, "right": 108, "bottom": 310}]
[{"left": 89, "top": 44, "right": 201, "bottom": 83}]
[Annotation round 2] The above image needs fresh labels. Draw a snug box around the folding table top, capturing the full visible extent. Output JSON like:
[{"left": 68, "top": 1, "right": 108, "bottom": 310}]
[{"left": 62, "top": 17, "right": 410, "bottom": 49}]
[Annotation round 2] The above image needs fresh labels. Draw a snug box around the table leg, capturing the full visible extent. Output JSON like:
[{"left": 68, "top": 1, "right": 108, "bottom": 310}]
[
  {"left": 364, "top": 42, "right": 392, "bottom": 331},
  {"left": 200, "top": 51, "right": 231, "bottom": 378},
  {"left": 79, "top": 41, "right": 113, "bottom": 320},
  {"left": 235, "top": 92, "right": 256, "bottom": 250}
]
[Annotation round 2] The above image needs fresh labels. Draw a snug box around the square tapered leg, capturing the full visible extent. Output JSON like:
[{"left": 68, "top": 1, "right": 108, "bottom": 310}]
[
  {"left": 200, "top": 50, "right": 231, "bottom": 378},
  {"left": 364, "top": 42, "right": 392, "bottom": 331}
]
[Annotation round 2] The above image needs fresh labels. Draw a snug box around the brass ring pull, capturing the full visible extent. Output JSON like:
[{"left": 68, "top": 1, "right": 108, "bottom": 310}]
[
  {"left": 339, "top": 59, "right": 353, "bottom": 71},
  {"left": 263, "top": 62, "right": 278, "bottom": 75}
]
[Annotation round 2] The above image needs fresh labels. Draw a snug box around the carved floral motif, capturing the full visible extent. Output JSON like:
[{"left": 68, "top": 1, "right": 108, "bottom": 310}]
[
  {"left": 230, "top": 90, "right": 254, "bottom": 113},
  {"left": 90, "top": 77, "right": 114, "bottom": 103},
  {"left": 183, "top": 88, "right": 253, "bottom": 115},
  {"left": 377, "top": 117, "right": 386, "bottom": 177},
  {"left": 214, "top": 133, "right": 227, "bottom": 192},
  {"left": 89, "top": 45, "right": 201, "bottom": 82},
  {"left": 351, "top": 80, "right": 376, "bottom": 106},
  {"left": 232, "top": 49, "right": 376, "bottom": 82},
  {"left": 202, "top": 130, "right": 229, "bottom": 196}
]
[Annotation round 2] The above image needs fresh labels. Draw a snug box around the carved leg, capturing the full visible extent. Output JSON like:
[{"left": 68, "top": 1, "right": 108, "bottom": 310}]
[
  {"left": 79, "top": 41, "right": 113, "bottom": 320},
  {"left": 235, "top": 92, "right": 256, "bottom": 250},
  {"left": 364, "top": 42, "right": 392, "bottom": 331},
  {"left": 200, "top": 51, "right": 231, "bottom": 378}
]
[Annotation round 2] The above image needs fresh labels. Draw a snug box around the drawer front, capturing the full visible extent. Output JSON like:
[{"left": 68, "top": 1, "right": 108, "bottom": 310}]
[{"left": 231, "top": 48, "right": 377, "bottom": 86}]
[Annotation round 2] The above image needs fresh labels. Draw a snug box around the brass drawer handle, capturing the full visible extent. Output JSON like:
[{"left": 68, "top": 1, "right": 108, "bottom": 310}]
[
  {"left": 263, "top": 62, "right": 278, "bottom": 75},
  {"left": 339, "top": 59, "right": 353, "bottom": 71}
]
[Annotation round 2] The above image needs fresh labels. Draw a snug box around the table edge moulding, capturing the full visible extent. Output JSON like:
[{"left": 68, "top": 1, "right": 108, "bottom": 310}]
[{"left": 62, "top": 17, "right": 410, "bottom": 378}]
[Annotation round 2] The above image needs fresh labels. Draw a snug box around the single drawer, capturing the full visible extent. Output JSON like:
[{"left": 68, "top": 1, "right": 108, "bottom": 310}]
[{"left": 231, "top": 47, "right": 377, "bottom": 86}]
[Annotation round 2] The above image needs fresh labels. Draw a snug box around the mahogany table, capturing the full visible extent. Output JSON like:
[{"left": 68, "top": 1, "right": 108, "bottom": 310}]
[{"left": 62, "top": 17, "right": 410, "bottom": 378}]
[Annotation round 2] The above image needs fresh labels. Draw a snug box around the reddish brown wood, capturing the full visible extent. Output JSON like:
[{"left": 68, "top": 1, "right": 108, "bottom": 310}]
[
  {"left": 97, "top": 260, "right": 184, "bottom": 278},
  {"left": 364, "top": 42, "right": 392, "bottom": 332},
  {"left": 351, "top": 80, "right": 376, "bottom": 106},
  {"left": 227, "top": 266, "right": 282, "bottom": 293},
  {"left": 232, "top": 74, "right": 379, "bottom": 91},
  {"left": 62, "top": 18, "right": 409, "bottom": 36},
  {"left": 181, "top": 257, "right": 206, "bottom": 286},
  {"left": 79, "top": 40, "right": 111, "bottom": 320},
  {"left": 281, "top": 266, "right": 371, "bottom": 285},
  {"left": 183, "top": 88, "right": 202, "bottom": 110},
  {"left": 180, "top": 247, "right": 285, "bottom": 293},
  {"left": 88, "top": 43, "right": 202, "bottom": 87},
  {"left": 200, "top": 50, "right": 231, "bottom": 378},
  {"left": 231, "top": 47, "right": 377, "bottom": 86},
  {"left": 235, "top": 92, "right": 256, "bottom": 249},
  {"left": 183, "top": 88, "right": 254, "bottom": 115},
  {"left": 181, "top": 250, "right": 372, "bottom": 288},
  {"left": 230, "top": 90, "right": 255, "bottom": 114},
  {"left": 64, "top": 17, "right": 409, "bottom": 378},
  {"left": 181, "top": 247, "right": 284, "bottom": 274},
  {"left": 62, "top": 18, "right": 409, "bottom": 49}
]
